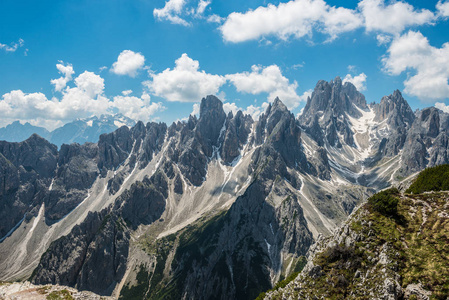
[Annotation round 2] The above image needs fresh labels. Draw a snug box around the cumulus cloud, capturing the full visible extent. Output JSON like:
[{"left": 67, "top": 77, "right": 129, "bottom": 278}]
[
  {"left": 376, "top": 34, "right": 392, "bottom": 45},
  {"left": 153, "top": 0, "right": 190, "bottom": 26},
  {"left": 435, "top": 102, "right": 449, "bottom": 113},
  {"left": 111, "top": 94, "right": 165, "bottom": 122},
  {"left": 220, "top": 0, "right": 362, "bottom": 43},
  {"left": 220, "top": 0, "right": 439, "bottom": 43},
  {"left": 0, "top": 69, "right": 164, "bottom": 129},
  {"left": 196, "top": 0, "right": 211, "bottom": 16},
  {"left": 145, "top": 53, "right": 226, "bottom": 102},
  {"left": 382, "top": 31, "right": 449, "bottom": 101},
  {"left": 358, "top": 0, "right": 435, "bottom": 35},
  {"left": 111, "top": 50, "right": 145, "bottom": 77},
  {"left": 191, "top": 103, "right": 200, "bottom": 116},
  {"left": 0, "top": 38, "right": 24, "bottom": 53},
  {"left": 223, "top": 102, "right": 240, "bottom": 115},
  {"left": 343, "top": 73, "right": 367, "bottom": 91},
  {"left": 437, "top": 1, "right": 449, "bottom": 17},
  {"left": 226, "top": 65, "right": 302, "bottom": 109},
  {"left": 50, "top": 62, "right": 75, "bottom": 92}
]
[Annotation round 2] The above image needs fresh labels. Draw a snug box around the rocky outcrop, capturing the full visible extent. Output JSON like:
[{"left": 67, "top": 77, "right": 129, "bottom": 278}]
[
  {"left": 220, "top": 110, "right": 253, "bottom": 164},
  {"left": 299, "top": 77, "right": 367, "bottom": 148},
  {"left": 374, "top": 90, "right": 415, "bottom": 157},
  {"left": 31, "top": 210, "right": 130, "bottom": 296},
  {"left": 0, "top": 135, "right": 58, "bottom": 238},
  {"left": 399, "top": 107, "right": 449, "bottom": 176}
]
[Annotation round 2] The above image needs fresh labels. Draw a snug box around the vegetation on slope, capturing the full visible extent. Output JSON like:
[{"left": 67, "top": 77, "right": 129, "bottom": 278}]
[{"left": 406, "top": 164, "right": 449, "bottom": 194}]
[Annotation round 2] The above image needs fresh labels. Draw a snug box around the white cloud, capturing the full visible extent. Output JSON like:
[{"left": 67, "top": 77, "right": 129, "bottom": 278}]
[
  {"left": 196, "top": 0, "right": 211, "bottom": 16},
  {"left": 376, "top": 34, "right": 392, "bottom": 45},
  {"left": 437, "top": 1, "right": 449, "bottom": 17},
  {"left": 154, "top": 0, "right": 190, "bottom": 26},
  {"left": 223, "top": 102, "right": 240, "bottom": 115},
  {"left": 111, "top": 94, "right": 165, "bottom": 122},
  {"left": 226, "top": 64, "right": 302, "bottom": 109},
  {"left": 191, "top": 103, "right": 200, "bottom": 116},
  {"left": 145, "top": 53, "right": 226, "bottom": 102},
  {"left": 0, "top": 38, "right": 24, "bottom": 53},
  {"left": 220, "top": 0, "right": 362, "bottom": 43},
  {"left": 243, "top": 102, "right": 270, "bottom": 121},
  {"left": 111, "top": 50, "right": 145, "bottom": 77},
  {"left": 0, "top": 70, "right": 164, "bottom": 129},
  {"left": 122, "top": 90, "right": 133, "bottom": 96},
  {"left": 220, "top": 0, "right": 439, "bottom": 43},
  {"left": 299, "top": 89, "right": 313, "bottom": 102},
  {"left": 207, "top": 14, "right": 224, "bottom": 23},
  {"left": 358, "top": 0, "right": 435, "bottom": 35},
  {"left": 343, "top": 73, "right": 367, "bottom": 91},
  {"left": 50, "top": 62, "right": 75, "bottom": 92},
  {"left": 435, "top": 102, "right": 449, "bottom": 113},
  {"left": 382, "top": 31, "right": 449, "bottom": 101}
]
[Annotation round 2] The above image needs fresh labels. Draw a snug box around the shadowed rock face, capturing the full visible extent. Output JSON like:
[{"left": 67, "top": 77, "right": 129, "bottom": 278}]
[
  {"left": 32, "top": 172, "right": 168, "bottom": 295},
  {"left": 31, "top": 210, "right": 130, "bottom": 296},
  {"left": 0, "top": 135, "right": 58, "bottom": 238}
]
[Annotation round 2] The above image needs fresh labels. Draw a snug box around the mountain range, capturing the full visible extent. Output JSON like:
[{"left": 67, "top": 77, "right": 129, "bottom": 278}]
[
  {"left": 0, "top": 114, "right": 136, "bottom": 147},
  {"left": 0, "top": 76, "right": 448, "bottom": 299}
]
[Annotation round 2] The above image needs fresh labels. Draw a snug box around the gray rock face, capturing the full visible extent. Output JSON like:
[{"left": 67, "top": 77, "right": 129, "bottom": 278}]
[
  {"left": 166, "top": 95, "right": 253, "bottom": 186},
  {"left": 373, "top": 90, "right": 415, "bottom": 157},
  {"left": 255, "top": 98, "right": 307, "bottom": 172},
  {"left": 220, "top": 110, "right": 253, "bottom": 164},
  {"left": 0, "top": 135, "right": 58, "bottom": 238},
  {"left": 196, "top": 95, "right": 227, "bottom": 158},
  {"left": 114, "top": 172, "right": 167, "bottom": 230},
  {"left": 399, "top": 107, "right": 449, "bottom": 176},
  {"left": 299, "top": 77, "right": 367, "bottom": 148},
  {"left": 32, "top": 170, "right": 168, "bottom": 295},
  {"left": 31, "top": 211, "right": 130, "bottom": 296}
]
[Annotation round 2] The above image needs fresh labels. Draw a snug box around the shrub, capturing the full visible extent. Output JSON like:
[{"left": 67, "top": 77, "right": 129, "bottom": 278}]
[
  {"left": 368, "top": 188, "right": 399, "bottom": 216},
  {"left": 406, "top": 164, "right": 449, "bottom": 194}
]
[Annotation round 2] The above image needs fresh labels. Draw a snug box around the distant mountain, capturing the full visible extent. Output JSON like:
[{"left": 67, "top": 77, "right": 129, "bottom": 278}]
[
  {"left": 0, "top": 114, "right": 136, "bottom": 147},
  {"left": 49, "top": 114, "right": 136, "bottom": 147},
  {"left": 0, "top": 121, "right": 50, "bottom": 142}
]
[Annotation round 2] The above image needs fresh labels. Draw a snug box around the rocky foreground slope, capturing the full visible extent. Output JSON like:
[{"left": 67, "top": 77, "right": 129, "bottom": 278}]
[
  {"left": 1, "top": 77, "right": 449, "bottom": 299},
  {"left": 264, "top": 165, "right": 449, "bottom": 299}
]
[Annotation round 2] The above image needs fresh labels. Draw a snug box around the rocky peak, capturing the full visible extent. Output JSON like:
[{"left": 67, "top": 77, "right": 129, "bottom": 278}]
[
  {"left": 195, "top": 95, "right": 227, "bottom": 157},
  {"left": 253, "top": 98, "right": 307, "bottom": 171},
  {"left": 373, "top": 90, "right": 415, "bottom": 129},
  {"left": 300, "top": 77, "right": 367, "bottom": 126},
  {"left": 299, "top": 78, "right": 366, "bottom": 148},
  {"left": 0, "top": 134, "right": 58, "bottom": 178},
  {"left": 419, "top": 107, "right": 440, "bottom": 138}
]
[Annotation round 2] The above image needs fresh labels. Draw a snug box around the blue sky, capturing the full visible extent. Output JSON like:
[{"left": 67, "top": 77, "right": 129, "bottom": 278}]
[{"left": 0, "top": 0, "right": 449, "bottom": 129}]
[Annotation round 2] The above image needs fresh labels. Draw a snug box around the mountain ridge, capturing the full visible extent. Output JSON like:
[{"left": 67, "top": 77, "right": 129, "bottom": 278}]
[
  {"left": 0, "top": 114, "right": 136, "bottom": 147},
  {"left": 0, "top": 78, "right": 448, "bottom": 299}
]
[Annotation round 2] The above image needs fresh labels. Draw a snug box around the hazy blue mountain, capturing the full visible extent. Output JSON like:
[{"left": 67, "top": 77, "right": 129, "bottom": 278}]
[
  {"left": 0, "top": 121, "right": 50, "bottom": 142},
  {"left": 0, "top": 114, "right": 136, "bottom": 147},
  {"left": 49, "top": 114, "right": 136, "bottom": 147}
]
